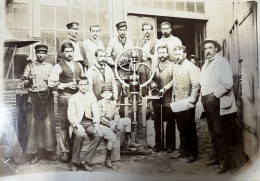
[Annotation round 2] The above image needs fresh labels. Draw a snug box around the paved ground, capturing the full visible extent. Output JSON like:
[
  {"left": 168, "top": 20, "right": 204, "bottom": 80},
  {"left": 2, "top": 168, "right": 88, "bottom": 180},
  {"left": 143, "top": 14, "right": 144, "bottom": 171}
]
[{"left": 1, "top": 118, "right": 248, "bottom": 180}]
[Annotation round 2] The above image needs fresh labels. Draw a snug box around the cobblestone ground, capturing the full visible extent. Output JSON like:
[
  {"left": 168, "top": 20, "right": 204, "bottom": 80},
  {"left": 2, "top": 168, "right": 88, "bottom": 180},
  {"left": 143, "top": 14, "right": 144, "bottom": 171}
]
[{"left": 1, "top": 118, "right": 248, "bottom": 180}]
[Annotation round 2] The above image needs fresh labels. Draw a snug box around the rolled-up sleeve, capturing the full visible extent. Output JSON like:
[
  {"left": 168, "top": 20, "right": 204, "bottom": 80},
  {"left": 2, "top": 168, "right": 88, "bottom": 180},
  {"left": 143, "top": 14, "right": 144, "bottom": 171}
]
[{"left": 48, "top": 64, "right": 62, "bottom": 88}]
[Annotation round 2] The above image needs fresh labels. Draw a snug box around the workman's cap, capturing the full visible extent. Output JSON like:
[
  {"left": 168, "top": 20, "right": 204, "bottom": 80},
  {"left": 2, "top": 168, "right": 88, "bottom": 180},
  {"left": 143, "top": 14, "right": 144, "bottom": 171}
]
[
  {"left": 66, "top": 22, "right": 79, "bottom": 29},
  {"left": 35, "top": 44, "right": 48, "bottom": 53},
  {"left": 116, "top": 21, "right": 127, "bottom": 29}
]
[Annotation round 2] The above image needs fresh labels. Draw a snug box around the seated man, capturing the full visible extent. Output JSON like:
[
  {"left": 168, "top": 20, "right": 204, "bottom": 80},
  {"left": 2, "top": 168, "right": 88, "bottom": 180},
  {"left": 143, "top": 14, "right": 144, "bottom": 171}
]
[
  {"left": 98, "top": 86, "right": 140, "bottom": 149},
  {"left": 67, "top": 76, "right": 103, "bottom": 171}
]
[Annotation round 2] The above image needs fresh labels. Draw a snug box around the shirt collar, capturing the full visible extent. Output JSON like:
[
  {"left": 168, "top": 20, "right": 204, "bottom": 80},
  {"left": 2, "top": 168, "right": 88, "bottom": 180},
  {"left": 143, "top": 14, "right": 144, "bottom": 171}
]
[
  {"left": 69, "top": 36, "right": 77, "bottom": 42},
  {"left": 35, "top": 60, "right": 46, "bottom": 66}
]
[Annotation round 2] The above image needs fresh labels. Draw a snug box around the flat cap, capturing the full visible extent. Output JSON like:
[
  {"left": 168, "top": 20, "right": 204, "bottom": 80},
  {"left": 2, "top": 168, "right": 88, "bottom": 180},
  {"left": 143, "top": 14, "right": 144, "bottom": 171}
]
[
  {"left": 35, "top": 44, "right": 48, "bottom": 52},
  {"left": 200, "top": 38, "right": 221, "bottom": 53},
  {"left": 66, "top": 22, "right": 79, "bottom": 29},
  {"left": 116, "top": 21, "right": 127, "bottom": 29},
  {"left": 101, "top": 85, "right": 112, "bottom": 93}
]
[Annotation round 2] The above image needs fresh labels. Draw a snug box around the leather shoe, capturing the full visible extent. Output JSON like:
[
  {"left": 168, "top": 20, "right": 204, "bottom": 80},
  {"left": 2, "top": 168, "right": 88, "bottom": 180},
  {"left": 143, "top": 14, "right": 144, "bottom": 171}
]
[
  {"left": 46, "top": 154, "right": 57, "bottom": 161},
  {"left": 29, "top": 156, "right": 41, "bottom": 164},
  {"left": 171, "top": 153, "right": 187, "bottom": 159},
  {"left": 81, "top": 162, "right": 93, "bottom": 172},
  {"left": 105, "top": 158, "right": 119, "bottom": 170},
  {"left": 60, "top": 152, "right": 69, "bottom": 163},
  {"left": 205, "top": 159, "right": 219, "bottom": 166},
  {"left": 217, "top": 165, "right": 228, "bottom": 174},
  {"left": 187, "top": 156, "right": 197, "bottom": 163},
  {"left": 69, "top": 162, "right": 78, "bottom": 171},
  {"left": 152, "top": 147, "right": 161, "bottom": 153},
  {"left": 167, "top": 148, "right": 174, "bottom": 153}
]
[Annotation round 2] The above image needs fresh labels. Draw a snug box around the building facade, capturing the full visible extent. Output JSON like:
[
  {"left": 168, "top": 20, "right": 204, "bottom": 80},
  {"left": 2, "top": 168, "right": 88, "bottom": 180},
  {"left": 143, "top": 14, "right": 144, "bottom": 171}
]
[{"left": 2, "top": 0, "right": 259, "bottom": 160}]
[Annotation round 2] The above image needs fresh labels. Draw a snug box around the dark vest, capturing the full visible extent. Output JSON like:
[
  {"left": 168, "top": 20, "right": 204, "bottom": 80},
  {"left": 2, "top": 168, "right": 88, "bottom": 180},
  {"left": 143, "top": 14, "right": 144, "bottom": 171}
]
[{"left": 58, "top": 60, "right": 82, "bottom": 94}]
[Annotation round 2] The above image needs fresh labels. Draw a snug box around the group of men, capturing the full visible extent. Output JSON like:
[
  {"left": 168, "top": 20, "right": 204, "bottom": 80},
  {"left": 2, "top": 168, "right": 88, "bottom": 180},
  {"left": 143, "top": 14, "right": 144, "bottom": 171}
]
[{"left": 21, "top": 20, "right": 237, "bottom": 174}]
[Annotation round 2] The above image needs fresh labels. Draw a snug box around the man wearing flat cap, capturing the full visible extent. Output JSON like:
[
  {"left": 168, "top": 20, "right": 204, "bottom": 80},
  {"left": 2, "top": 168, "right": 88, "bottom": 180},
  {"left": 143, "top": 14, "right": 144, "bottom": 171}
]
[
  {"left": 199, "top": 38, "right": 237, "bottom": 174},
  {"left": 21, "top": 44, "right": 57, "bottom": 164},
  {"left": 57, "top": 22, "right": 87, "bottom": 71},
  {"left": 106, "top": 21, "right": 134, "bottom": 106}
]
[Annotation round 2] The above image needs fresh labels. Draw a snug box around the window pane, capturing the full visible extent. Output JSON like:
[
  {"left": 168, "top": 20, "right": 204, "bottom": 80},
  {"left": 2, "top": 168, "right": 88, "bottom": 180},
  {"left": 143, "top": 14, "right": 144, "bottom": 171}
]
[
  {"left": 186, "top": 2, "right": 195, "bottom": 12},
  {"left": 98, "top": 0, "right": 109, "bottom": 10},
  {"left": 13, "top": 0, "right": 29, "bottom": 3},
  {"left": 71, "top": 9, "right": 84, "bottom": 32},
  {"left": 196, "top": 2, "right": 205, "bottom": 13},
  {"left": 13, "top": 4, "right": 29, "bottom": 28},
  {"left": 41, "top": 31, "right": 55, "bottom": 54},
  {"left": 130, "top": 0, "right": 140, "bottom": 7},
  {"left": 140, "top": 0, "right": 152, "bottom": 8},
  {"left": 6, "top": 5, "right": 12, "bottom": 28},
  {"left": 56, "top": 7, "right": 69, "bottom": 30},
  {"left": 14, "top": 54, "right": 28, "bottom": 79},
  {"left": 85, "top": 9, "right": 97, "bottom": 31},
  {"left": 56, "top": 31, "right": 68, "bottom": 53},
  {"left": 128, "top": 15, "right": 142, "bottom": 43},
  {"left": 164, "top": 1, "right": 174, "bottom": 10},
  {"left": 175, "top": 2, "right": 184, "bottom": 11},
  {"left": 71, "top": 0, "right": 97, "bottom": 9},
  {"left": 99, "top": 33, "right": 110, "bottom": 48},
  {"left": 40, "top": 6, "right": 55, "bottom": 30},
  {"left": 40, "top": 0, "right": 68, "bottom": 7},
  {"left": 153, "top": 0, "right": 163, "bottom": 9},
  {"left": 98, "top": 10, "right": 110, "bottom": 33},
  {"left": 13, "top": 29, "right": 30, "bottom": 54}
]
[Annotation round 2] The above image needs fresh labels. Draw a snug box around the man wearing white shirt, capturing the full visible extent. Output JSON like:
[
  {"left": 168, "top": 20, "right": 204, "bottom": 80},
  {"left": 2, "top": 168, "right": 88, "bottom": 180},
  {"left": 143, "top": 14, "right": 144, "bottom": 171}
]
[
  {"left": 83, "top": 25, "right": 105, "bottom": 69},
  {"left": 199, "top": 38, "right": 237, "bottom": 174},
  {"left": 57, "top": 22, "right": 87, "bottom": 71},
  {"left": 49, "top": 42, "right": 83, "bottom": 163},
  {"left": 156, "top": 22, "right": 182, "bottom": 63}
]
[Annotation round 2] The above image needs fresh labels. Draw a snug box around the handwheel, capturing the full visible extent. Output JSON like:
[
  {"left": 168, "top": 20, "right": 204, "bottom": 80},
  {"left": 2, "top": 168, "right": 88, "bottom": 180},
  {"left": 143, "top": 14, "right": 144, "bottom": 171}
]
[{"left": 114, "top": 47, "right": 155, "bottom": 88}]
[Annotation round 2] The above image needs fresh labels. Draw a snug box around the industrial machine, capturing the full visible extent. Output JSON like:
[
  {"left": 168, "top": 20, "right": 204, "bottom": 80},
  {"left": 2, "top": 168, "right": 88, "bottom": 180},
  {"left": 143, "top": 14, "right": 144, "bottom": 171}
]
[{"left": 114, "top": 47, "right": 160, "bottom": 154}]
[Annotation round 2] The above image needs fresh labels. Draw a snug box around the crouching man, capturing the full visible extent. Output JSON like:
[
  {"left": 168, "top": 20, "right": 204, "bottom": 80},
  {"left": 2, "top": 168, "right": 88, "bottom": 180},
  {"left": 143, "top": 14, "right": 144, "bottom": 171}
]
[
  {"left": 98, "top": 86, "right": 140, "bottom": 150},
  {"left": 67, "top": 76, "right": 103, "bottom": 171}
]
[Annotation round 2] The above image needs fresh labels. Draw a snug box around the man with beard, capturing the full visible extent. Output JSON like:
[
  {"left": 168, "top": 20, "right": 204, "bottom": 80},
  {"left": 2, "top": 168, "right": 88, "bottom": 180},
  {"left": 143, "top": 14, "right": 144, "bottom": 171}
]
[
  {"left": 57, "top": 22, "right": 87, "bottom": 70},
  {"left": 156, "top": 22, "right": 182, "bottom": 63},
  {"left": 137, "top": 22, "right": 158, "bottom": 96},
  {"left": 86, "top": 49, "right": 118, "bottom": 101},
  {"left": 21, "top": 44, "right": 57, "bottom": 163},
  {"left": 199, "top": 38, "right": 237, "bottom": 174},
  {"left": 150, "top": 45, "right": 175, "bottom": 153},
  {"left": 48, "top": 42, "right": 84, "bottom": 163},
  {"left": 163, "top": 45, "right": 200, "bottom": 163},
  {"left": 106, "top": 21, "right": 134, "bottom": 105},
  {"left": 83, "top": 25, "right": 105, "bottom": 69}
]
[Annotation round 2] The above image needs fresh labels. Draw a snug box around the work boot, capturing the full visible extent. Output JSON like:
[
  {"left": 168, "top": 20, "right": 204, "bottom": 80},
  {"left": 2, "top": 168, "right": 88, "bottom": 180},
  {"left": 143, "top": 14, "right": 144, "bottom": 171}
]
[
  {"left": 125, "top": 132, "right": 141, "bottom": 148},
  {"left": 60, "top": 152, "right": 69, "bottom": 163},
  {"left": 105, "top": 158, "right": 119, "bottom": 170},
  {"left": 81, "top": 162, "right": 93, "bottom": 172},
  {"left": 29, "top": 156, "right": 41, "bottom": 164}
]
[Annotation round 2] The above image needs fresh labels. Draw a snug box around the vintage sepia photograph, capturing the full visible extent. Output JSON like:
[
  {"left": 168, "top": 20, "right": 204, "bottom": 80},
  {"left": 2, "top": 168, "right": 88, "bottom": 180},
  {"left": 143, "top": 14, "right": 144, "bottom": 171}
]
[{"left": 0, "top": 0, "right": 259, "bottom": 180}]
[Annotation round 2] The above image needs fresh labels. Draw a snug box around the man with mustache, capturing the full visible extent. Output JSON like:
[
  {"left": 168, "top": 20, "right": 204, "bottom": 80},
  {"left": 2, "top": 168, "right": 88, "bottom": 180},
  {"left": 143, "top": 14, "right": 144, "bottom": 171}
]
[
  {"left": 150, "top": 45, "right": 175, "bottom": 153},
  {"left": 163, "top": 45, "right": 200, "bottom": 163},
  {"left": 57, "top": 22, "right": 87, "bottom": 70},
  {"left": 83, "top": 25, "right": 105, "bottom": 69},
  {"left": 86, "top": 49, "right": 118, "bottom": 101},
  {"left": 137, "top": 22, "right": 158, "bottom": 96},
  {"left": 199, "top": 38, "right": 237, "bottom": 174},
  {"left": 156, "top": 22, "right": 182, "bottom": 63},
  {"left": 106, "top": 21, "right": 134, "bottom": 106},
  {"left": 49, "top": 42, "right": 84, "bottom": 163},
  {"left": 21, "top": 44, "right": 57, "bottom": 163}
]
